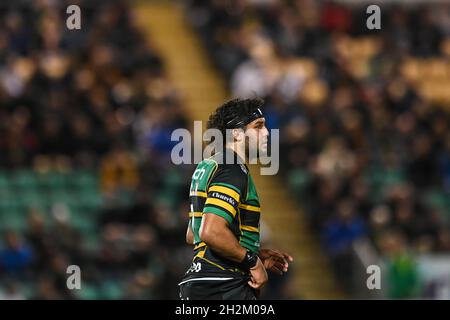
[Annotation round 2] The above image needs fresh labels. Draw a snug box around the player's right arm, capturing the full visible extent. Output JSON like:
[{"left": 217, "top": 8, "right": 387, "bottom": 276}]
[
  {"left": 199, "top": 213, "right": 267, "bottom": 289},
  {"left": 199, "top": 213, "right": 246, "bottom": 262},
  {"left": 186, "top": 220, "right": 194, "bottom": 245}
]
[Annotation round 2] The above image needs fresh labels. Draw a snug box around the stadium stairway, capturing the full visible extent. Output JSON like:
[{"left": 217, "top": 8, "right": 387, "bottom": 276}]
[{"left": 134, "top": 1, "right": 345, "bottom": 299}]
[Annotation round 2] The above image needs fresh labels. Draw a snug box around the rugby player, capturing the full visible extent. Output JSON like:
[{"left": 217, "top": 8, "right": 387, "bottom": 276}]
[{"left": 179, "top": 98, "right": 293, "bottom": 300}]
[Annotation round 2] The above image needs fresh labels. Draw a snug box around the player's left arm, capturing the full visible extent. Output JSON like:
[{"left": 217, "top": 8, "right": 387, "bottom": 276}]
[{"left": 259, "top": 248, "right": 293, "bottom": 275}]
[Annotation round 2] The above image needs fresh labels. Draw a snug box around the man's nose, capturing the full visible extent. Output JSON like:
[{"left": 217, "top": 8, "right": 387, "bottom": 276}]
[{"left": 262, "top": 127, "right": 269, "bottom": 137}]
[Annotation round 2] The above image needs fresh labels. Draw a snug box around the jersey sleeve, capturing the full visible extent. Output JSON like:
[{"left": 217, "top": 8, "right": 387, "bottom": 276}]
[{"left": 202, "top": 165, "right": 247, "bottom": 224}]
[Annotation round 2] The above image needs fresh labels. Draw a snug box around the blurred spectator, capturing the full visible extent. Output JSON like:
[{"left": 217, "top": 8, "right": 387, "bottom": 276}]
[
  {"left": 0, "top": 281, "right": 25, "bottom": 300},
  {"left": 322, "top": 198, "right": 366, "bottom": 291},
  {"left": 381, "top": 231, "right": 420, "bottom": 299},
  {"left": 323, "top": 199, "right": 367, "bottom": 256},
  {"left": 25, "top": 209, "right": 55, "bottom": 273},
  {"left": 0, "top": 231, "right": 34, "bottom": 275}
]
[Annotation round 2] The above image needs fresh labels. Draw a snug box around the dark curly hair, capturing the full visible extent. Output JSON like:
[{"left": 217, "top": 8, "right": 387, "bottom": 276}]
[{"left": 207, "top": 98, "right": 264, "bottom": 146}]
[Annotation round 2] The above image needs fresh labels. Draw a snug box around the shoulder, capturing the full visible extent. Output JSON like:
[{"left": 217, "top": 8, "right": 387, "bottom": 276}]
[
  {"left": 210, "top": 162, "right": 248, "bottom": 195},
  {"left": 194, "top": 157, "right": 219, "bottom": 176}
]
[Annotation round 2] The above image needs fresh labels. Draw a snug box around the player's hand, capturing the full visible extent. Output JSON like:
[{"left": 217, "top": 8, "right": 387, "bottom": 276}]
[
  {"left": 248, "top": 257, "right": 268, "bottom": 289},
  {"left": 259, "top": 248, "right": 293, "bottom": 275}
]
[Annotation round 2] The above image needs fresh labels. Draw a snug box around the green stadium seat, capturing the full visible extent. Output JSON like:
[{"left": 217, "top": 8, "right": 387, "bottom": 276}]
[
  {"left": 424, "top": 189, "right": 448, "bottom": 209},
  {"left": 0, "top": 208, "right": 28, "bottom": 232},
  {"left": 364, "top": 166, "right": 406, "bottom": 202},
  {"left": 381, "top": 169, "right": 405, "bottom": 187},
  {"left": 424, "top": 189, "right": 450, "bottom": 225},
  {"left": 0, "top": 187, "right": 13, "bottom": 202},
  {"left": 17, "top": 190, "right": 48, "bottom": 210},
  {"left": 77, "top": 190, "right": 103, "bottom": 209},
  {"left": 99, "top": 281, "right": 124, "bottom": 300},
  {"left": 0, "top": 171, "right": 10, "bottom": 189},
  {"left": 37, "top": 171, "right": 69, "bottom": 190},
  {"left": 71, "top": 214, "right": 96, "bottom": 233},
  {"left": 288, "top": 168, "right": 311, "bottom": 196},
  {"left": 10, "top": 170, "right": 39, "bottom": 190},
  {"left": 47, "top": 190, "right": 75, "bottom": 206},
  {"left": 165, "top": 169, "right": 183, "bottom": 187},
  {"left": 70, "top": 170, "right": 98, "bottom": 189},
  {"left": 84, "top": 233, "right": 100, "bottom": 251},
  {"left": 19, "top": 283, "right": 35, "bottom": 299},
  {"left": 75, "top": 283, "right": 100, "bottom": 300},
  {"left": 0, "top": 197, "right": 22, "bottom": 214},
  {"left": 155, "top": 191, "right": 175, "bottom": 209}
]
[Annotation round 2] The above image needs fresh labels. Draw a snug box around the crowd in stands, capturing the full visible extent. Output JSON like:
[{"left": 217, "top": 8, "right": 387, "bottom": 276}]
[
  {"left": 1, "top": 0, "right": 450, "bottom": 300},
  {"left": 0, "top": 0, "right": 193, "bottom": 299},
  {"left": 186, "top": 0, "right": 450, "bottom": 297}
]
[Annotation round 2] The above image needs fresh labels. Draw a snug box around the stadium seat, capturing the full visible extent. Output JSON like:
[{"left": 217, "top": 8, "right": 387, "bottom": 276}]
[
  {"left": 47, "top": 190, "right": 75, "bottom": 207},
  {"left": 37, "top": 171, "right": 69, "bottom": 190},
  {"left": 0, "top": 208, "right": 27, "bottom": 232},
  {"left": 71, "top": 213, "right": 96, "bottom": 233},
  {"left": 0, "top": 171, "right": 10, "bottom": 190},
  {"left": 288, "top": 168, "right": 311, "bottom": 196},
  {"left": 75, "top": 283, "right": 100, "bottom": 300},
  {"left": 76, "top": 190, "right": 103, "bottom": 210},
  {"left": 99, "top": 281, "right": 124, "bottom": 300},
  {"left": 70, "top": 171, "right": 98, "bottom": 189},
  {"left": 10, "top": 170, "right": 39, "bottom": 191},
  {"left": 424, "top": 189, "right": 450, "bottom": 224},
  {"left": 18, "top": 190, "right": 48, "bottom": 209}
]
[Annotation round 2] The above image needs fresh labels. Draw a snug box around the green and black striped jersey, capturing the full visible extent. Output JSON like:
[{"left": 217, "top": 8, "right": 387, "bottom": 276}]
[{"left": 184, "top": 149, "right": 261, "bottom": 278}]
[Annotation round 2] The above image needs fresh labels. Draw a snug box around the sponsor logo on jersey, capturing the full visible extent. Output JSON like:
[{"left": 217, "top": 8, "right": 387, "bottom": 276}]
[{"left": 211, "top": 192, "right": 237, "bottom": 206}]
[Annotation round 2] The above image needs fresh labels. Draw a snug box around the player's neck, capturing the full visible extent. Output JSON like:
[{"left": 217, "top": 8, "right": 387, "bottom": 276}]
[{"left": 224, "top": 144, "right": 246, "bottom": 165}]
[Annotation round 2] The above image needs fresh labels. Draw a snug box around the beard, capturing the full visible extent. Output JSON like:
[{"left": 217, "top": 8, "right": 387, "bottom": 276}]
[{"left": 244, "top": 136, "right": 268, "bottom": 162}]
